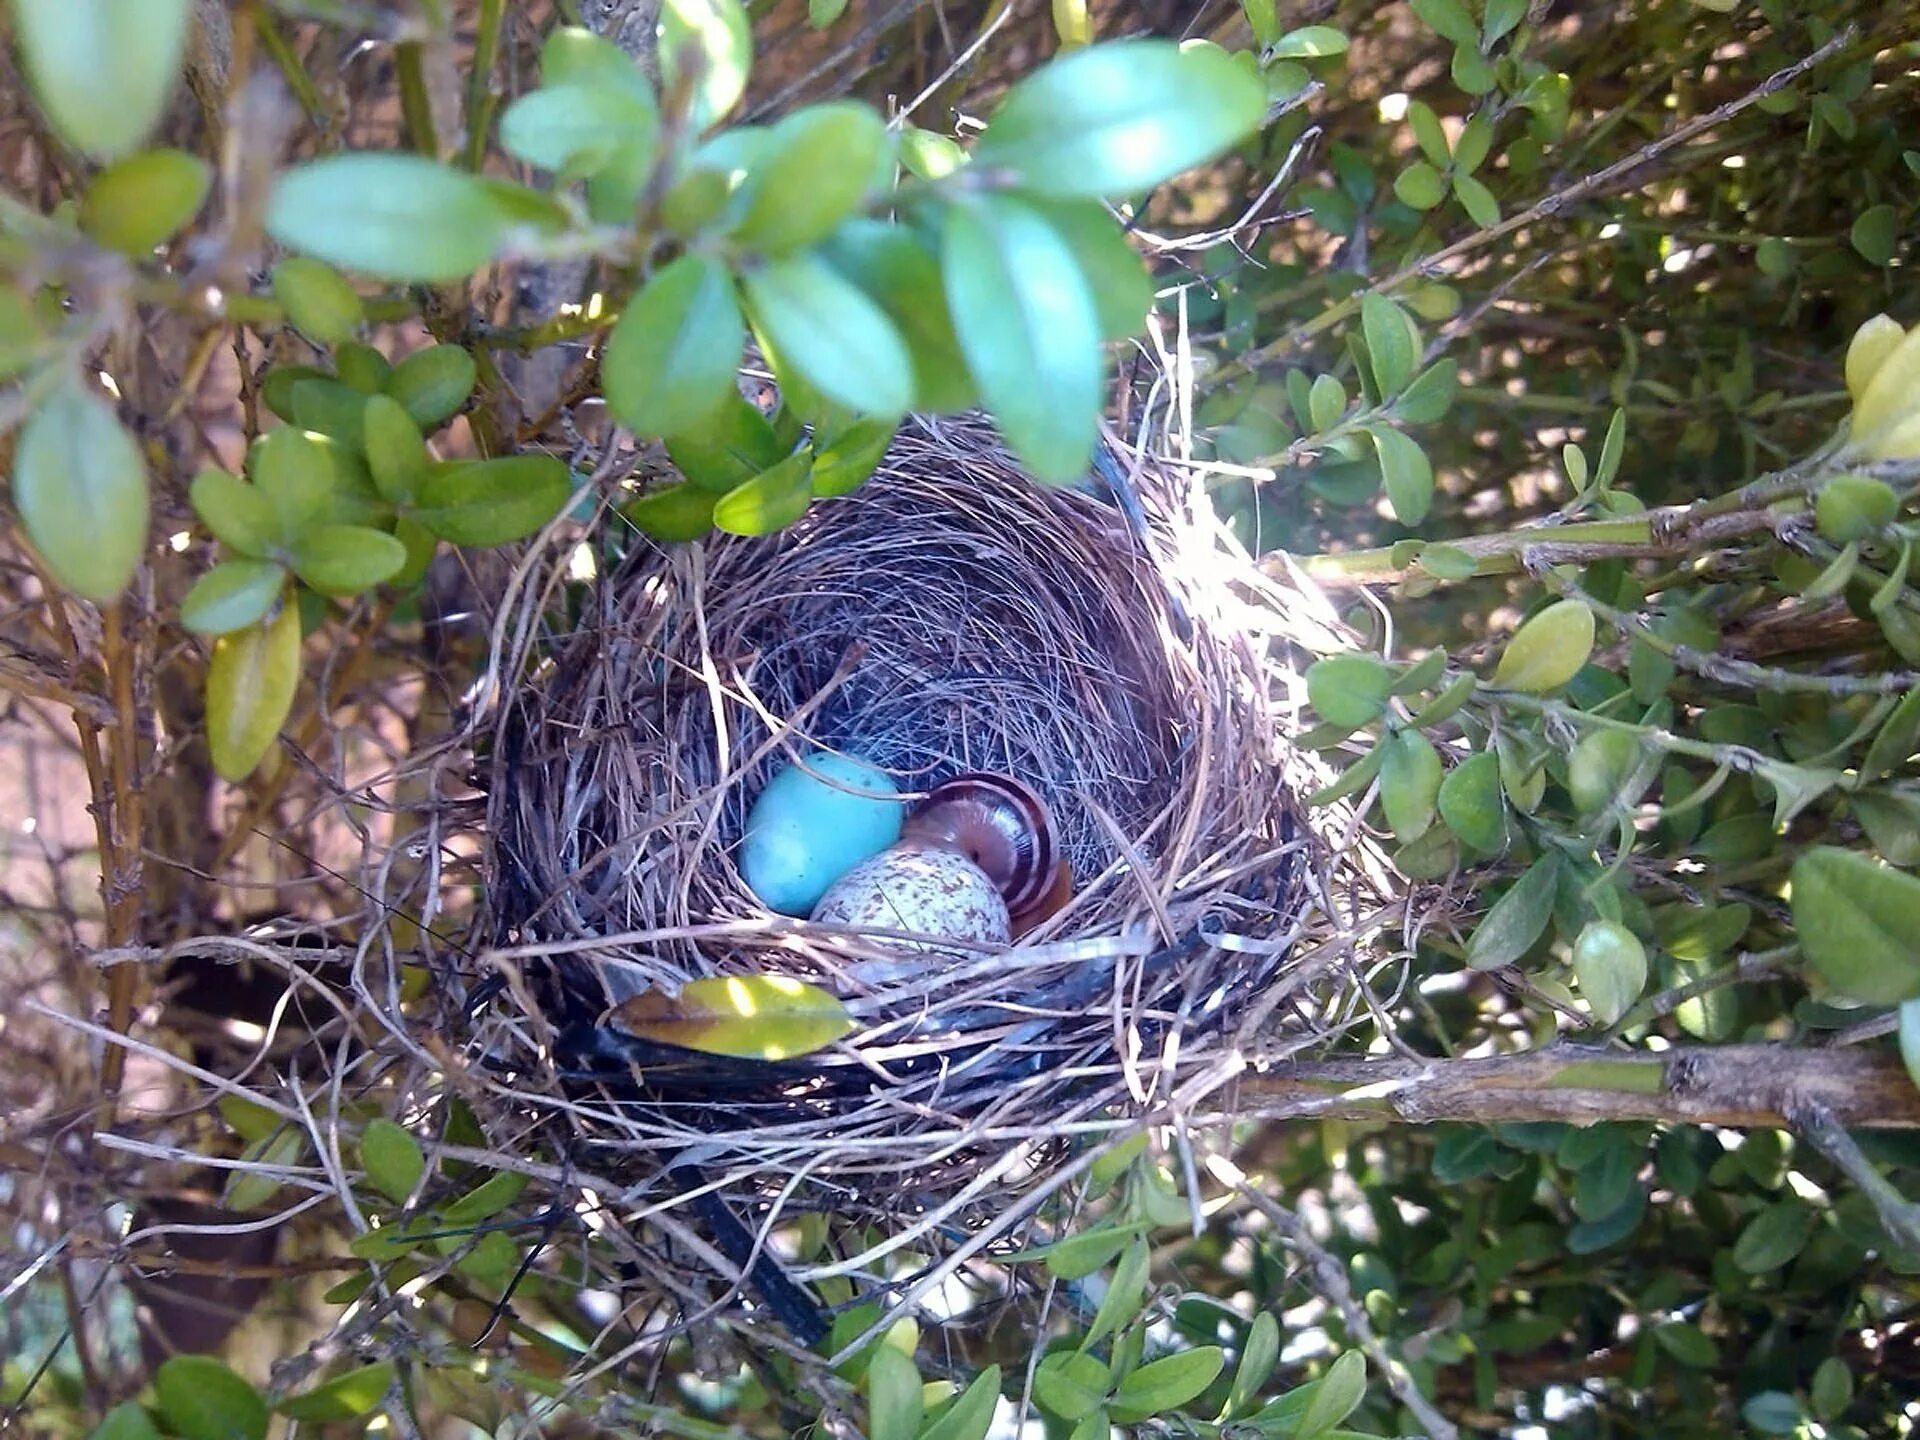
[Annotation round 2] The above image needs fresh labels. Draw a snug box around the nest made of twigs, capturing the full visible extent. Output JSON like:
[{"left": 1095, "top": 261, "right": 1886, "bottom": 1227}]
[{"left": 472, "top": 414, "right": 1379, "bottom": 1228}]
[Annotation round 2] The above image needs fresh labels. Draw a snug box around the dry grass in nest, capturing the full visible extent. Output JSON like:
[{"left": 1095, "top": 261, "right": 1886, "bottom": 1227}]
[{"left": 464, "top": 413, "right": 1392, "bottom": 1308}]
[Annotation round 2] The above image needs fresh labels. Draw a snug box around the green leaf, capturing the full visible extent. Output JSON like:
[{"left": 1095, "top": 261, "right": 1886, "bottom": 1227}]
[
  {"left": 1371, "top": 425, "right": 1434, "bottom": 525},
  {"left": 1467, "top": 853, "right": 1560, "bottom": 970},
  {"left": 190, "top": 469, "right": 276, "bottom": 556},
  {"left": 1491, "top": 599, "right": 1595, "bottom": 692},
  {"left": 362, "top": 395, "right": 429, "bottom": 505},
  {"left": 743, "top": 253, "right": 913, "bottom": 419},
  {"left": 1395, "top": 360, "right": 1458, "bottom": 423},
  {"left": 1594, "top": 407, "right": 1628, "bottom": 487},
  {"left": 1225, "top": 1311, "right": 1280, "bottom": 1418},
  {"left": 1733, "top": 1198, "right": 1817, "bottom": 1274},
  {"left": 414, "top": 455, "right": 571, "bottom": 547},
  {"left": 712, "top": 450, "right": 814, "bottom": 535},
  {"left": 732, "top": 102, "right": 890, "bottom": 254},
  {"left": 1453, "top": 172, "right": 1501, "bottom": 227},
  {"left": 289, "top": 378, "right": 368, "bottom": 449},
  {"left": 291, "top": 525, "right": 406, "bottom": 596},
  {"left": 268, "top": 154, "right": 512, "bottom": 282},
  {"left": 1305, "top": 654, "right": 1392, "bottom": 730},
  {"left": 13, "top": 376, "right": 150, "bottom": 600},
  {"left": 359, "top": 1118, "right": 426, "bottom": 1204},
  {"left": 818, "top": 221, "right": 975, "bottom": 411},
  {"left": 1850, "top": 203, "right": 1898, "bottom": 266},
  {"left": 1852, "top": 788, "right": 1920, "bottom": 868},
  {"left": 1295, "top": 1350, "right": 1366, "bottom": 1437},
  {"left": 500, "top": 82, "right": 658, "bottom": 179},
  {"left": 943, "top": 196, "right": 1102, "bottom": 482},
  {"left": 249, "top": 426, "right": 335, "bottom": 539},
  {"left": 1438, "top": 752, "right": 1505, "bottom": 852},
  {"left": 1741, "top": 1392, "right": 1804, "bottom": 1436},
  {"left": 1025, "top": 199, "right": 1155, "bottom": 344},
  {"left": 623, "top": 483, "right": 716, "bottom": 542},
  {"left": 864, "top": 1346, "right": 923, "bottom": 1440},
  {"left": 1040, "top": 1226, "right": 1131, "bottom": 1279},
  {"left": 811, "top": 418, "right": 897, "bottom": 498},
  {"left": 810, "top": 0, "right": 850, "bottom": 23},
  {"left": 1451, "top": 44, "right": 1498, "bottom": 96},
  {"left": 90, "top": 1403, "right": 162, "bottom": 1440},
  {"left": 1083, "top": 1237, "right": 1149, "bottom": 1351},
  {"left": 603, "top": 254, "right": 744, "bottom": 437},
  {"left": 384, "top": 345, "right": 476, "bottom": 430},
  {"left": 659, "top": 0, "right": 752, "bottom": 132},
  {"left": 1453, "top": 112, "right": 1495, "bottom": 174},
  {"left": 1266, "top": 25, "right": 1348, "bottom": 59},
  {"left": 540, "top": 26, "right": 654, "bottom": 99},
  {"left": 1361, "top": 291, "right": 1418, "bottom": 395},
  {"left": 971, "top": 39, "right": 1266, "bottom": 200},
  {"left": 276, "top": 1362, "right": 395, "bottom": 1423},
  {"left": 222, "top": 1126, "right": 306, "bottom": 1212},
  {"left": 1308, "top": 373, "right": 1346, "bottom": 431},
  {"left": 0, "top": 287, "right": 44, "bottom": 381},
  {"left": 334, "top": 342, "right": 392, "bottom": 394},
  {"left": 1380, "top": 729, "right": 1442, "bottom": 842},
  {"left": 1483, "top": 0, "right": 1526, "bottom": 42},
  {"left": 920, "top": 1367, "right": 1002, "bottom": 1440},
  {"left": 1791, "top": 847, "right": 1920, "bottom": 1005},
  {"left": 1411, "top": 0, "right": 1479, "bottom": 46},
  {"left": 1571, "top": 921, "right": 1648, "bottom": 1026},
  {"left": 900, "top": 126, "right": 966, "bottom": 180},
  {"left": 259, "top": 365, "right": 330, "bottom": 423},
  {"left": 1568, "top": 730, "right": 1642, "bottom": 815},
  {"left": 1858, "top": 687, "right": 1920, "bottom": 779},
  {"left": 1035, "top": 1353, "right": 1111, "bottom": 1422},
  {"left": 440, "top": 1170, "right": 530, "bottom": 1228},
  {"left": 1393, "top": 161, "right": 1446, "bottom": 210},
  {"left": 608, "top": 974, "right": 855, "bottom": 1059},
  {"left": 1407, "top": 100, "right": 1450, "bottom": 167},
  {"left": 1814, "top": 473, "right": 1898, "bottom": 543},
  {"left": 1652, "top": 1320, "right": 1719, "bottom": 1368},
  {"left": 206, "top": 601, "right": 302, "bottom": 782},
  {"left": 667, "top": 395, "right": 789, "bottom": 492},
  {"left": 1417, "top": 542, "right": 1476, "bottom": 581},
  {"left": 1108, "top": 1347, "right": 1224, "bottom": 1424},
  {"left": 1811, "top": 1355, "right": 1854, "bottom": 1423},
  {"left": 153, "top": 1355, "right": 269, "bottom": 1440},
  {"left": 79, "top": 147, "right": 210, "bottom": 256},
  {"left": 13, "top": 0, "right": 191, "bottom": 159},
  {"left": 180, "top": 559, "right": 287, "bottom": 636}
]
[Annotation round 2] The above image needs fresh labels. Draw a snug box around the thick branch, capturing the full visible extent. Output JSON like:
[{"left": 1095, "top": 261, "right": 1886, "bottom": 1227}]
[{"left": 1236, "top": 1045, "right": 1920, "bottom": 1130}]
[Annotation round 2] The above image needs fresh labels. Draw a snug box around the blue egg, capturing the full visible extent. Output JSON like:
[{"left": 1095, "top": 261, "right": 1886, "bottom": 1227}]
[{"left": 740, "top": 753, "right": 904, "bottom": 915}]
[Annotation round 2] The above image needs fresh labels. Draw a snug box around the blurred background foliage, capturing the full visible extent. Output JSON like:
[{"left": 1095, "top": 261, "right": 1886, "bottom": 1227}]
[{"left": 4, "top": 1, "right": 1920, "bottom": 1438}]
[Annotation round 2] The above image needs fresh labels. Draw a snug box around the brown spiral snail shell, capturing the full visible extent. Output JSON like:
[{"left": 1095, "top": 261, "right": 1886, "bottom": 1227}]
[{"left": 900, "top": 774, "right": 1069, "bottom": 933}]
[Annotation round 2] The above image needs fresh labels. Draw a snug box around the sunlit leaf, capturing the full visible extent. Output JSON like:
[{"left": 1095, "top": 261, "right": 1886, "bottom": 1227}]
[
  {"left": 603, "top": 253, "right": 744, "bottom": 437},
  {"left": 384, "top": 344, "right": 476, "bottom": 430},
  {"left": 741, "top": 253, "right": 913, "bottom": 418},
  {"left": 206, "top": 600, "right": 302, "bottom": 782},
  {"left": 609, "top": 973, "right": 855, "bottom": 1059},
  {"left": 1571, "top": 921, "right": 1648, "bottom": 1025},
  {"left": 1490, "top": 599, "right": 1595, "bottom": 692},
  {"left": 818, "top": 220, "right": 976, "bottom": 411},
  {"left": 359, "top": 1119, "right": 426, "bottom": 1204},
  {"left": 972, "top": 40, "right": 1266, "bottom": 200},
  {"left": 268, "top": 154, "right": 514, "bottom": 282},
  {"left": 943, "top": 195, "right": 1102, "bottom": 482},
  {"left": 290, "top": 524, "right": 408, "bottom": 596},
  {"left": 1108, "top": 1348, "right": 1224, "bottom": 1424},
  {"left": 277, "top": 1362, "right": 396, "bottom": 1424},
  {"left": 659, "top": 0, "right": 752, "bottom": 131},
  {"left": 79, "top": 147, "right": 210, "bottom": 256},
  {"left": 712, "top": 450, "right": 814, "bottom": 535},
  {"left": 732, "top": 102, "right": 891, "bottom": 254},
  {"left": 414, "top": 455, "right": 571, "bottom": 546},
  {"left": 180, "top": 558, "right": 287, "bottom": 636}
]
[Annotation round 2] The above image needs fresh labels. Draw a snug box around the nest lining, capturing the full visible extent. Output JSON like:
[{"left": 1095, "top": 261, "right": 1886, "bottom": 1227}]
[{"left": 477, "top": 414, "right": 1362, "bottom": 1215}]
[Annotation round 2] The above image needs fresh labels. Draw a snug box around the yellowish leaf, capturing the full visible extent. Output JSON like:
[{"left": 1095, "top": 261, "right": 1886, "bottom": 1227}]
[{"left": 611, "top": 974, "right": 855, "bottom": 1060}]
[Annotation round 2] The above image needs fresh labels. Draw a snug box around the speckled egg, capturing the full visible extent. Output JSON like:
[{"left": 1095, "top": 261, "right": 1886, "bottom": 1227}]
[
  {"left": 809, "top": 845, "right": 1011, "bottom": 952},
  {"left": 740, "top": 753, "right": 904, "bottom": 916}
]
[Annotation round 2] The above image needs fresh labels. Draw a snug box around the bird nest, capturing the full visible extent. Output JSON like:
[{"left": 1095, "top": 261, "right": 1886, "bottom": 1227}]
[{"left": 468, "top": 412, "right": 1382, "bottom": 1334}]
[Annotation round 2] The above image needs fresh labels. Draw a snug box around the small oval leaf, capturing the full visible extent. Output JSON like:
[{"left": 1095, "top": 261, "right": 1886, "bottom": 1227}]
[
  {"left": 609, "top": 974, "right": 855, "bottom": 1060},
  {"left": 603, "top": 253, "right": 745, "bottom": 438},
  {"left": 153, "top": 1355, "right": 269, "bottom": 1440},
  {"left": 180, "top": 559, "right": 288, "bottom": 636},
  {"left": 80, "top": 147, "right": 210, "bottom": 256},
  {"left": 13, "top": 376, "right": 150, "bottom": 601},
  {"left": 1491, "top": 599, "right": 1596, "bottom": 693},
  {"left": 359, "top": 1118, "right": 427, "bottom": 1204},
  {"left": 383, "top": 344, "right": 476, "bottom": 430},
  {"left": 14, "top": 0, "right": 192, "bottom": 159},
  {"left": 206, "top": 601, "right": 303, "bottom": 782}
]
